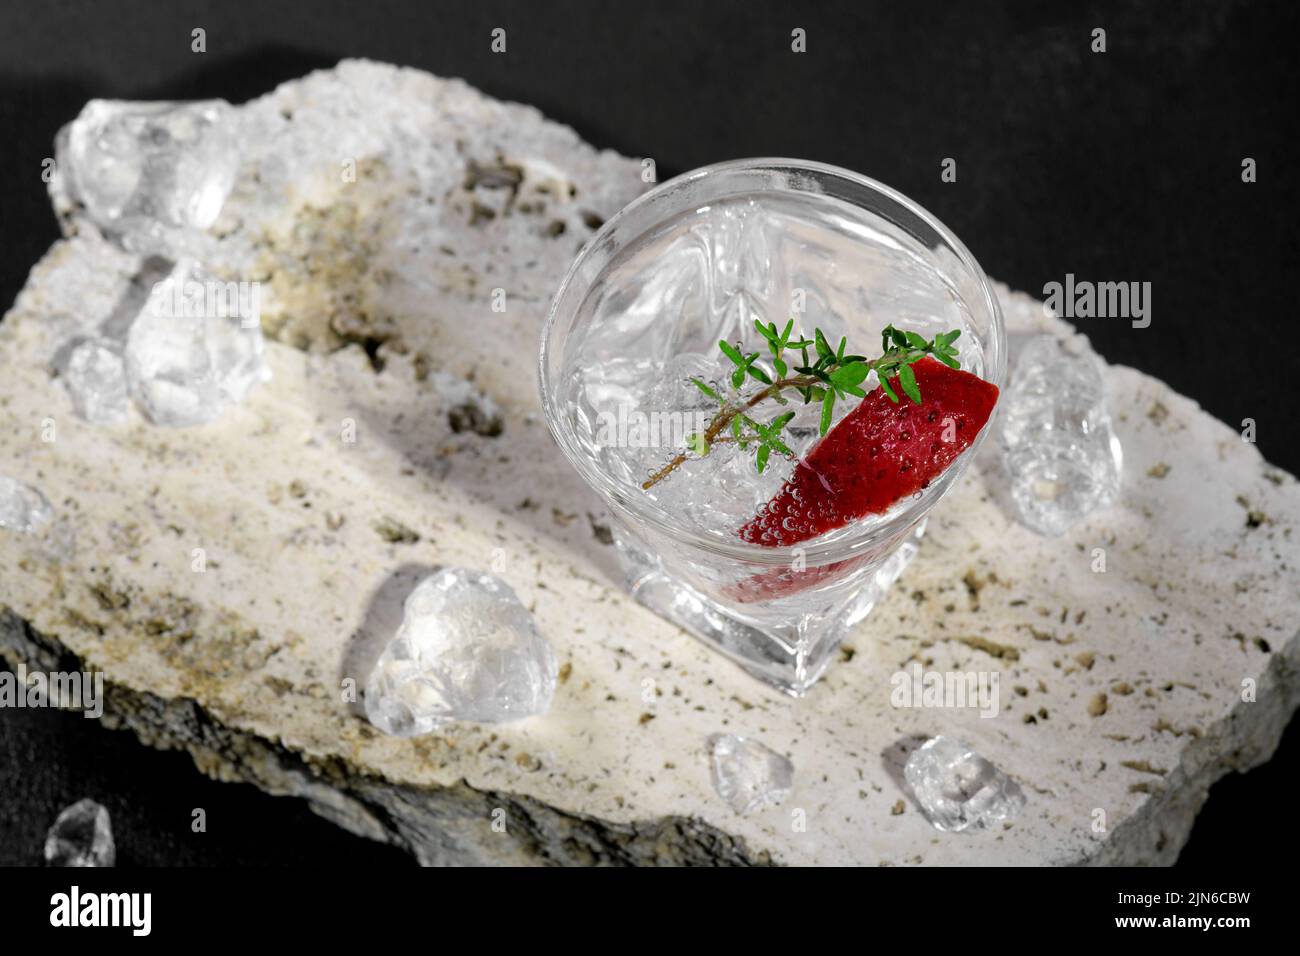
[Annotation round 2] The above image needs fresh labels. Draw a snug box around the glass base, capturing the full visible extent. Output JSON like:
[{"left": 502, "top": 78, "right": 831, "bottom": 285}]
[{"left": 614, "top": 521, "right": 926, "bottom": 696}]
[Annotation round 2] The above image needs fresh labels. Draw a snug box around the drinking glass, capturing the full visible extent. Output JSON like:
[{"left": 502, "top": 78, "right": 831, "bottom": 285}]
[{"left": 540, "top": 159, "right": 1005, "bottom": 695}]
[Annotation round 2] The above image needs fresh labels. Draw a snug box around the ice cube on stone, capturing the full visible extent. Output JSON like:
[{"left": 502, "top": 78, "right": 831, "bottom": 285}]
[
  {"left": 903, "top": 736, "right": 1026, "bottom": 832},
  {"left": 57, "top": 99, "right": 239, "bottom": 255},
  {"left": 125, "top": 259, "right": 267, "bottom": 426},
  {"left": 365, "top": 568, "right": 558, "bottom": 736},
  {"left": 62, "top": 339, "right": 130, "bottom": 425},
  {"left": 708, "top": 734, "right": 793, "bottom": 814},
  {"left": 44, "top": 798, "right": 116, "bottom": 867},
  {"left": 0, "top": 475, "right": 53, "bottom": 534},
  {"left": 997, "top": 335, "right": 1122, "bottom": 536}
]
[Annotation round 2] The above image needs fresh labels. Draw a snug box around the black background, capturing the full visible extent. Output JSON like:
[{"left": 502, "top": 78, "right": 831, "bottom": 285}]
[{"left": 0, "top": 0, "right": 1296, "bottom": 866}]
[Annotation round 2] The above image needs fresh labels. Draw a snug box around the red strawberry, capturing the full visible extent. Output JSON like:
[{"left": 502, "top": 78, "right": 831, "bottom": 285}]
[{"left": 738, "top": 357, "right": 999, "bottom": 548}]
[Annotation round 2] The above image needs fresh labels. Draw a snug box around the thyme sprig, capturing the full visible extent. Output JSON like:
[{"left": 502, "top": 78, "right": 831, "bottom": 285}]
[{"left": 641, "top": 320, "right": 961, "bottom": 490}]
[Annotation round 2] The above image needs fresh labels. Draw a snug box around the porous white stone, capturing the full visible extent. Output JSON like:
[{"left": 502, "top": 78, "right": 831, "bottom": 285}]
[{"left": 1, "top": 61, "right": 1296, "bottom": 866}]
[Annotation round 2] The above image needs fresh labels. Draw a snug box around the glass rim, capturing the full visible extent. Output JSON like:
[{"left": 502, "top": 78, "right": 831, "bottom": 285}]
[{"left": 538, "top": 156, "right": 1006, "bottom": 567}]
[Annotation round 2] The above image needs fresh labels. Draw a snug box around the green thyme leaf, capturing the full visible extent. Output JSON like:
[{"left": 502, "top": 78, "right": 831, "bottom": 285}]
[
  {"left": 934, "top": 351, "right": 961, "bottom": 370},
  {"left": 690, "top": 377, "right": 721, "bottom": 400},
  {"left": 719, "top": 340, "right": 745, "bottom": 366},
  {"left": 820, "top": 388, "right": 836, "bottom": 434},
  {"left": 879, "top": 373, "right": 899, "bottom": 403},
  {"left": 897, "top": 363, "right": 922, "bottom": 404},
  {"left": 829, "top": 362, "right": 870, "bottom": 388},
  {"left": 814, "top": 328, "right": 833, "bottom": 360}
]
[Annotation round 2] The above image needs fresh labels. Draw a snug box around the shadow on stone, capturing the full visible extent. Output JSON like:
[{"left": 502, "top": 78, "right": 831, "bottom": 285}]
[
  {"left": 340, "top": 561, "right": 441, "bottom": 719},
  {"left": 880, "top": 733, "right": 931, "bottom": 805}
]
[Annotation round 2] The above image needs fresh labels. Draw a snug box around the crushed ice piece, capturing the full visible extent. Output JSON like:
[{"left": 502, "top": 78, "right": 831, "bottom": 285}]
[
  {"left": 708, "top": 734, "right": 793, "bottom": 814},
  {"left": 632, "top": 352, "right": 725, "bottom": 473},
  {"left": 44, "top": 798, "right": 116, "bottom": 867},
  {"left": 56, "top": 99, "right": 239, "bottom": 255},
  {"left": 997, "top": 335, "right": 1122, "bottom": 536},
  {"left": 365, "top": 568, "right": 557, "bottom": 736},
  {"left": 903, "top": 736, "right": 1026, "bottom": 832},
  {"left": 62, "top": 339, "right": 130, "bottom": 425},
  {"left": 0, "top": 475, "right": 53, "bottom": 535},
  {"left": 632, "top": 352, "right": 795, "bottom": 528},
  {"left": 125, "top": 258, "right": 267, "bottom": 426}
]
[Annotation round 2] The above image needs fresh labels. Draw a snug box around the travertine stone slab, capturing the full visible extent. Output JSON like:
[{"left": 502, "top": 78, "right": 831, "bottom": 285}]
[{"left": 2, "top": 61, "right": 1296, "bottom": 865}]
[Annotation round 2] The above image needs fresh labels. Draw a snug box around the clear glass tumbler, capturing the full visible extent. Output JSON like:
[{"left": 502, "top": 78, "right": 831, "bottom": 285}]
[{"left": 539, "top": 159, "right": 1005, "bottom": 695}]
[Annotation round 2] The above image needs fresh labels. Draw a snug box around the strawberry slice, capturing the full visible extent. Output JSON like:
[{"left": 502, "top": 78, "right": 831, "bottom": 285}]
[{"left": 738, "top": 357, "right": 999, "bottom": 548}]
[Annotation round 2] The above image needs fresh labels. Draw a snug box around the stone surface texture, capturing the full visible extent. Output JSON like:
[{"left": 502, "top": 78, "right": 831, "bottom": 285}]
[{"left": 1, "top": 60, "right": 1297, "bottom": 866}]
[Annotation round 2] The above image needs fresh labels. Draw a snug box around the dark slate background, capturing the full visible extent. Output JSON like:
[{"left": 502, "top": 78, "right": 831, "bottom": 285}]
[{"left": 0, "top": 0, "right": 1296, "bottom": 866}]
